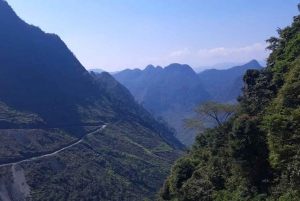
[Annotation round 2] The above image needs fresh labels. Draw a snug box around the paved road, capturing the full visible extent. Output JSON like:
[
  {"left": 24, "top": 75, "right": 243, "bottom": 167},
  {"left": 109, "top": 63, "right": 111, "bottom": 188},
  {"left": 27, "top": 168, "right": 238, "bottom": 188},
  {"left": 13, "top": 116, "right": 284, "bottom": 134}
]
[{"left": 0, "top": 125, "right": 106, "bottom": 168}]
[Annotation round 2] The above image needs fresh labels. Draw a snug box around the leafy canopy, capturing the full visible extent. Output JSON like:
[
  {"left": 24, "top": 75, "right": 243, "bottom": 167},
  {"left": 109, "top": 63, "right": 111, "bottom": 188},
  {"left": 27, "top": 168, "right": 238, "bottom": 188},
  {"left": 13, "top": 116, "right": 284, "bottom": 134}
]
[{"left": 185, "top": 101, "right": 239, "bottom": 130}]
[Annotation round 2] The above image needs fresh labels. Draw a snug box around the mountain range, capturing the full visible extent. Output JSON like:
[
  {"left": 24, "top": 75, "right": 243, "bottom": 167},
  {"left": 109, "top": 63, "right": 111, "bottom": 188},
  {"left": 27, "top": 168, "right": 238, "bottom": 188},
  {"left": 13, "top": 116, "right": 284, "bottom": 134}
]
[
  {"left": 198, "top": 59, "right": 263, "bottom": 103},
  {"left": 0, "top": 1, "right": 183, "bottom": 200},
  {"left": 114, "top": 64, "right": 210, "bottom": 145},
  {"left": 193, "top": 60, "right": 265, "bottom": 73},
  {"left": 114, "top": 60, "right": 263, "bottom": 145}
]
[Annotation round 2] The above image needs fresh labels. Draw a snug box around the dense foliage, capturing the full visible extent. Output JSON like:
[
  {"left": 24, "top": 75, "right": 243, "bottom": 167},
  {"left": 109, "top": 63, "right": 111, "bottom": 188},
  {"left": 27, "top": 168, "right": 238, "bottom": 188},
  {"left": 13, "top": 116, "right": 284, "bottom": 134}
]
[{"left": 159, "top": 7, "right": 300, "bottom": 201}]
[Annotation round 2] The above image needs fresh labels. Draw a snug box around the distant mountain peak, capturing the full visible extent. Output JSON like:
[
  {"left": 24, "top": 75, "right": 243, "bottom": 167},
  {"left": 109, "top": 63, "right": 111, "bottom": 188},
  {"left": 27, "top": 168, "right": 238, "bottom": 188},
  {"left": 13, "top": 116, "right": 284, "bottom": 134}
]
[
  {"left": 231, "top": 59, "right": 263, "bottom": 71},
  {"left": 166, "top": 63, "right": 188, "bottom": 68},
  {"left": 133, "top": 68, "right": 142, "bottom": 71},
  {"left": 99, "top": 71, "right": 111, "bottom": 77},
  {"left": 198, "top": 59, "right": 264, "bottom": 103},
  {"left": 247, "top": 59, "right": 260, "bottom": 65},
  {"left": 145, "top": 64, "right": 155, "bottom": 70},
  {"left": 164, "top": 63, "right": 196, "bottom": 74}
]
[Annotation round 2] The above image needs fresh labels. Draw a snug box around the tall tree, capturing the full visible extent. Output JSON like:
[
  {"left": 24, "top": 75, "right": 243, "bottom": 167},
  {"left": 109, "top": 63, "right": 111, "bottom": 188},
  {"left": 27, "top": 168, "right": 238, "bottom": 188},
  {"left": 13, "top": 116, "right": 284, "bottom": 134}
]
[{"left": 185, "top": 101, "right": 239, "bottom": 130}]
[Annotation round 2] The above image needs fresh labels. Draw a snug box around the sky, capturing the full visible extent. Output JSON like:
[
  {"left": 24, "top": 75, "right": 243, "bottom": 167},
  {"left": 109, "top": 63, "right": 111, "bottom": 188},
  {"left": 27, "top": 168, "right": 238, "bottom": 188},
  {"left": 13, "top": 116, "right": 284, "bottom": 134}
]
[{"left": 5, "top": 0, "right": 300, "bottom": 71}]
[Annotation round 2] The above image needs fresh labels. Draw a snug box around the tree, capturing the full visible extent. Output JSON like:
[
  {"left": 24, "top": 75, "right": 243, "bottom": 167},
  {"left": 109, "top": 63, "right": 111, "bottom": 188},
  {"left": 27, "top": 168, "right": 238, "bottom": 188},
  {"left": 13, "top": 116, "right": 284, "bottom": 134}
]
[
  {"left": 238, "top": 69, "right": 275, "bottom": 115},
  {"left": 185, "top": 101, "right": 239, "bottom": 131}
]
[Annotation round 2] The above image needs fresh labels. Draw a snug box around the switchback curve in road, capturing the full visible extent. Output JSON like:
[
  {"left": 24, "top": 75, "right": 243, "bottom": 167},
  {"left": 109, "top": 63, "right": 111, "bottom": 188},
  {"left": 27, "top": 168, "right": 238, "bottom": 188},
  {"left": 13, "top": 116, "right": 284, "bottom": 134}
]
[{"left": 0, "top": 125, "right": 106, "bottom": 168}]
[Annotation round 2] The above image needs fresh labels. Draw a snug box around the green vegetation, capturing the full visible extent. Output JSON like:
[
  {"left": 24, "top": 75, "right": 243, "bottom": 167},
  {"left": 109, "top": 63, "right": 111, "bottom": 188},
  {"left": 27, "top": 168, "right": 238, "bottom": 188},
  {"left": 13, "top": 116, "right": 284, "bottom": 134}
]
[
  {"left": 0, "top": 1, "right": 183, "bottom": 200},
  {"left": 24, "top": 123, "right": 178, "bottom": 201},
  {"left": 159, "top": 7, "right": 300, "bottom": 201},
  {"left": 185, "top": 101, "right": 239, "bottom": 130}
]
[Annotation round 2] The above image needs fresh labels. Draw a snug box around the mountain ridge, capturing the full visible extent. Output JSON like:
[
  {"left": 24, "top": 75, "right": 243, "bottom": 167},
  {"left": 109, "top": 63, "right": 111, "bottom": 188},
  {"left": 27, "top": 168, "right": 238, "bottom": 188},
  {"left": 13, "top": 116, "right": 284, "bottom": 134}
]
[
  {"left": 0, "top": 1, "right": 183, "bottom": 200},
  {"left": 198, "top": 59, "right": 263, "bottom": 102},
  {"left": 113, "top": 60, "right": 263, "bottom": 145},
  {"left": 113, "top": 63, "right": 210, "bottom": 145}
]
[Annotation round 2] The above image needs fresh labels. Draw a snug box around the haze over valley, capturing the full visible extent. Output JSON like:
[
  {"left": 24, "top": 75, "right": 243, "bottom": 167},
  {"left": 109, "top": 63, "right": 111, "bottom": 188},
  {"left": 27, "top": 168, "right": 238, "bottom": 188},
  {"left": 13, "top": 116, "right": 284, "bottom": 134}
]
[
  {"left": 1, "top": 1, "right": 300, "bottom": 200},
  {"left": 111, "top": 60, "right": 263, "bottom": 145}
]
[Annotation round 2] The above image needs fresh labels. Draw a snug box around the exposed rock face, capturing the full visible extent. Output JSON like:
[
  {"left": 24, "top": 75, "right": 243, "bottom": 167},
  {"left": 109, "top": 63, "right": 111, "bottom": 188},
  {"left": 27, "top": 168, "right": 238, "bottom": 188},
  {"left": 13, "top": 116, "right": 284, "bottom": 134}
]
[
  {"left": 11, "top": 164, "right": 31, "bottom": 200},
  {"left": 0, "top": 164, "right": 30, "bottom": 201}
]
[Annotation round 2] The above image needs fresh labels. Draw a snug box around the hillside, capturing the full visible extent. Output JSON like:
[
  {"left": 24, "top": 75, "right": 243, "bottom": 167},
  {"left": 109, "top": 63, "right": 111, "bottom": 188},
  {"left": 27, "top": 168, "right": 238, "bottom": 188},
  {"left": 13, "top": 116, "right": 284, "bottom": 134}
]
[
  {"left": 198, "top": 60, "right": 263, "bottom": 103},
  {"left": 159, "top": 8, "right": 300, "bottom": 201},
  {"left": 0, "top": 1, "right": 183, "bottom": 200},
  {"left": 114, "top": 64, "right": 210, "bottom": 146},
  {"left": 93, "top": 72, "right": 184, "bottom": 150}
]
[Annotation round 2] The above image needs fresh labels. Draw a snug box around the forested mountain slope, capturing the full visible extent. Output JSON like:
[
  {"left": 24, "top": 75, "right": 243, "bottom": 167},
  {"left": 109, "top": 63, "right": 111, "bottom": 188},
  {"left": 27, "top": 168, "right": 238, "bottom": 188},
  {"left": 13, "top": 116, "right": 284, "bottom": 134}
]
[
  {"left": 114, "top": 64, "right": 210, "bottom": 146},
  {"left": 0, "top": 1, "right": 183, "bottom": 200},
  {"left": 93, "top": 72, "right": 184, "bottom": 150},
  {"left": 159, "top": 7, "right": 300, "bottom": 201}
]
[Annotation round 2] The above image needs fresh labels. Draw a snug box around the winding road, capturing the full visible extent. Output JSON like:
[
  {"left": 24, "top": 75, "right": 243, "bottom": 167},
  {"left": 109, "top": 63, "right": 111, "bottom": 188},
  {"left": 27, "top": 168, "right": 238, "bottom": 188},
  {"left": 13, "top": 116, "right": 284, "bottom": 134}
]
[{"left": 0, "top": 125, "right": 106, "bottom": 168}]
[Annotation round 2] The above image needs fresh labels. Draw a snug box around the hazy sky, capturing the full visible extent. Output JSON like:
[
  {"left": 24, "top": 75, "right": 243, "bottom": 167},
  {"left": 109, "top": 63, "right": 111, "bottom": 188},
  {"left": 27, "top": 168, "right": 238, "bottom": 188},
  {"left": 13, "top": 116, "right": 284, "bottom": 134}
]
[{"left": 6, "top": 0, "right": 300, "bottom": 71}]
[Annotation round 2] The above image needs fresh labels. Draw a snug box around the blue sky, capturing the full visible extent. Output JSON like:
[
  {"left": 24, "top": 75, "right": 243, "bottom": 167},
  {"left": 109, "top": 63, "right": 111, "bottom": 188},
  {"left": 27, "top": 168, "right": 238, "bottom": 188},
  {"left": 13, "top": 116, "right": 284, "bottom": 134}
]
[{"left": 6, "top": 0, "right": 300, "bottom": 71}]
